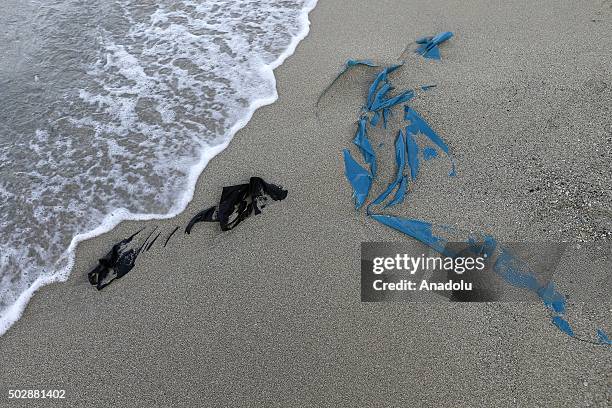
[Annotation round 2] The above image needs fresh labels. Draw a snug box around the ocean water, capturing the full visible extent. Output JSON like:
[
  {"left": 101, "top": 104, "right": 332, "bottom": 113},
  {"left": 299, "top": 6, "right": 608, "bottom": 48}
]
[{"left": 0, "top": 0, "right": 317, "bottom": 334}]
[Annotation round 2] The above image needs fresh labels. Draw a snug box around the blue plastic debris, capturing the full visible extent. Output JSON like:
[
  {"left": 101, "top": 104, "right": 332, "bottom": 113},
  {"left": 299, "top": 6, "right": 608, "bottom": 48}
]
[
  {"left": 369, "top": 130, "right": 407, "bottom": 208},
  {"left": 405, "top": 130, "right": 420, "bottom": 181},
  {"left": 371, "top": 89, "right": 415, "bottom": 112},
  {"left": 492, "top": 247, "right": 543, "bottom": 292},
  {"left": 537, "top": 282, "right": 567, "bottom": 314},
  {"left": 317, "top": 59, "right": 379, "bottom": 111},
  {"left": 343, "top": 149, "right": 372, "bottom": 209},
  {"left": 337, "top": 60, "right": 609, "bottom": 345},
  {"left": 346, "top": 59, "right": 378, "bottom": 69},
  {"left": 382, "top": 107, "right": 392, "bottom": 129},
  {"left": 423, "top": 146, "right": 438, "bottom": 160},
  {"left": 370, "top": 111, "right": 381, "bottom": 127},
  {"left": 404, "top": 106, "right": 456, "bottom": 176},
  {"left": 416, "top": 31, "right": 453, "bottom": 60},
  {"left": 368, "top": 211, "right": 607, "bottom": 344},
  {"left": 353, "top": 117, "right": 377, "bottom": 176},
  {"left": 370, "top": 215, "right": 450, "bottom": 255},
  {"left": 552, "top": 316, "right": 574, "bottom": 337},
  {"left": 386, "top": 176, "right": 408, "bottom": 208},
  {"left": 371, "top": 82, "right": 393, "bottom": 108},
  {"left": 366, "top": 64, "right": 403, "bottom": 111},
  {"left": 597, "top": 329, "right": 612, "bottom": 345}
]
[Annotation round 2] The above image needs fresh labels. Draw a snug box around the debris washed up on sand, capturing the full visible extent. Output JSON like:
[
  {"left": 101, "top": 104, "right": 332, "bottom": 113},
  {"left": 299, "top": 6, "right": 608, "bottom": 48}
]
[
  {"left": 186, "top": 177, "right": 288, "bottom": 233},
  {"left": 415, "top": 31, "right": 453, "bottom": 60},
  {"left": 339, "top": 50, "right": 610, "bottom": 345},
  {"left": 88, "top": 229, "right": 146, "bottom": 290},
  {"left": 87, "top": 177, "right": 287, "bottom": 290}
]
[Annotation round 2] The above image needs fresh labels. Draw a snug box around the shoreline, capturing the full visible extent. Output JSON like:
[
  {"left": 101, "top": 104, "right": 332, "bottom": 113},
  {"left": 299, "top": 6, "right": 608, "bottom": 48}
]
[
  {"left": 0, "top": 0, "right": 319, "bottom": 337},
  {"left": 1, "top": 1, "right": 610, "bottom": 406}
]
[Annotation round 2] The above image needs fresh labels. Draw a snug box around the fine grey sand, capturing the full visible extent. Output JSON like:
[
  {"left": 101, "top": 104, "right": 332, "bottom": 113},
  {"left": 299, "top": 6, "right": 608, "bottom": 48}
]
[{"left": 1, "top": 0, "right": 611, "bottom": 406}]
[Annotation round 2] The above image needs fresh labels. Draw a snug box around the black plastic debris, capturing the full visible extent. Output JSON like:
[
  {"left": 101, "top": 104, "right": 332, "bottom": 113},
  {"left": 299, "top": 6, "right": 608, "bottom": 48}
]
[
  {"left": 87, "top": 178, "right": 286, "bottom": 290},
  {"left": 88, "top": 229, "right": 144, "bottom": 290},
  {"left": 145, "top": 232, "right": 161, "bottom": 251},
  {"left": 163, "top": 226, "right": 179, "bottom": 247},
  {"left": 186, "top": 176, "right": 287, "bottom": 233}
]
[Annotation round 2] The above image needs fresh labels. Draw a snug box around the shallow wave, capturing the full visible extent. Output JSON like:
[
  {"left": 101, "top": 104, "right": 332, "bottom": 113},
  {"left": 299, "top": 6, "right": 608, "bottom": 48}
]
[{"left": 0, "top": 0, "right": 318, "bottom": 335}]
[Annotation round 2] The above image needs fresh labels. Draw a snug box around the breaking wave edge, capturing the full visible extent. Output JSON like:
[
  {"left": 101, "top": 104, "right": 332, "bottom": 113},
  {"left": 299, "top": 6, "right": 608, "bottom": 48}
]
[{"left": 0, "top": 0, "right": 319, "bottom": 337}]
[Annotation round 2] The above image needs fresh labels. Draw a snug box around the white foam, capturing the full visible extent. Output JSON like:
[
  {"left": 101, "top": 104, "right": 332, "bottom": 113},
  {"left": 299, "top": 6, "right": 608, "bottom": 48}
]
[{"left": 0, "top": 0, "right": 319, "bottom": 336}]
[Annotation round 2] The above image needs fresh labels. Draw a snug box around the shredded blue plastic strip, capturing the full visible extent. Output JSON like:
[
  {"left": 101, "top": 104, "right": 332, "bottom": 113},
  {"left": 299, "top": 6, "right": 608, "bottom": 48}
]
[
  {"left": 491, "top": 246, "right": 542, "bottom": 292},
  {"left": 366, "top": 64, "right": 403, "bottom": 110},
  {"left": 382, "top": 108, "right": 393, "bottom": 129},
  {"left": 335, "top": 60, "right": 379, "bottom": 84},
  {"left": 404, "top": 106, "right": 449, "bottom": 153},
  {"left": 370, "top": 112, "right": 380, "bottom": 127},
  {"left": 369, "top": 215, "right": 451, "bottom": 255},
  {"left": 405, "top": 130, "right": 420, "bottom": 181},
  {"left": 597, "top": 329, "right": 612, "bottom": 345},
  {"left": 385, "top": 176, "right": 407, "bottom": 208},
  {"left": 342, "top": 149, "right": 371, "bottom": 209},
  {"left": 317, "top": 59, "right": 380, "bottom": 110},
  {"left": 369, "top": 130, "right": 406, "bottom": 207},
  {"left": 352, "top": 117, "right": 377, "bottom": 177},
  {"left": 372, "top": 83, "right": 393, "bottom": 109},
  {"left": 371, "top": 90, "right": 415, "bottom": 112},
  {"left": 339, "top": 61, "right": 610, "bottom": 345},
  {"left": 346, "top": 59, "right": 378, "bottom": 69},
  {"left": 423, "top": 146, "right": 438, "bottom": 160},
  {"left": 416, "top": 31, "right": 453, "bottom": 60},
  {"left": 404, "top": 106, "right": 456, "bottom": 176},
  {"left": 367, "top": 213, "right": 602, "bottom": 342},
  {"left": 552, "top": 316, "right": 574, "bottom": 337},
  {"left": 537, "top": 282, "right": 567, "bottom": 314}
]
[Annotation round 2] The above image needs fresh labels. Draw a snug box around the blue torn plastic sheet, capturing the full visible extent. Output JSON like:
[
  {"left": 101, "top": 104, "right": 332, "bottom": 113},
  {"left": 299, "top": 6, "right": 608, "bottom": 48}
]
[
  {"left": 537, "top": 282, "right": 567, "bottom": 314},
  {"left": 368, "top": 216, "right": 611, "bottom": 343},
  {"left": 316, "top": 59, "right": 379, "bottom": 110},
  {"left": 346, "top": 59, "right": 378, "bottom": 69},
  {"left": 382, "top": 108, "right": 392, "bottom": 129},
  {"left": 405, "top": 130, "right": 420, "bottom": 181},
  {"left": 470, "top": 237, "right": 610, "bottom": 344},
  {"left": 370, "top": 215, "right": 451, "bottom": 255},
  {"left": 371, "top": 90, "right": 415, "bottom": 113},
  {"left": 597, "top": 329, "right": 612, "bottom": 345},
  {"left": 416, "top": 31, "right": 453, "bottom": 60},
  {"left": 353, "top": 117, "right": 377, "bottom": 176},
  {"left": 552, "top": 316, "right": 574, "bottom": 337},
  {"left": 492, "top": 246, "right": 543, "bottom": 293},
  {"left": 370, "top": 111, "right": 380, "bottom": 127},
  {"left": 404, "top": 106, "right": 456, "bottom": 176},
  {"left": 386, "top": 174, "right": 408, "bottom": 208},
  {"left": 470, "top": 236, "right": 570, "bottom": 318},
  {"left": 423, "top": 146, "right": 438, "bottom": 160},
  {"left": 337, "top": 61, "right": 610, "bottom": 345},
  {"left": 369, "top": 130, "right": 407, "bottom": 208},
  {"left": 343, "top": 149, "right": 371, "bottom": 209},
  {"left": 366, "top": 64, "right": 403, "bottom": 111}
]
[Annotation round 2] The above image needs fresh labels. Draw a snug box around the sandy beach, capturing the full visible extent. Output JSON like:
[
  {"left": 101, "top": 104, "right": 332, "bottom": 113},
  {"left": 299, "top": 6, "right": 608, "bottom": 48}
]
[{"left": 1, "top": 0, "right": 611, "bottom": 406}]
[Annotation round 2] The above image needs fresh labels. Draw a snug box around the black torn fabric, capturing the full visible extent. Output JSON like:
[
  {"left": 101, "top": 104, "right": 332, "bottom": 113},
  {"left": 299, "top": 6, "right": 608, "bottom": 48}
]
[
  {"left": 88, "top": 229, "right": 144, "bottom": 290},
  {"left": 185, "top": 207, "right": 217, "bottom": 234},
  {"left": 186, "top": 177, "right": 288, "bottom": 233},
  {"left": 164, "top": 226, "right": 179, "bottom": 247},
  {"left": 145, "top": 232, "right": 161, "bottom": 251}
]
